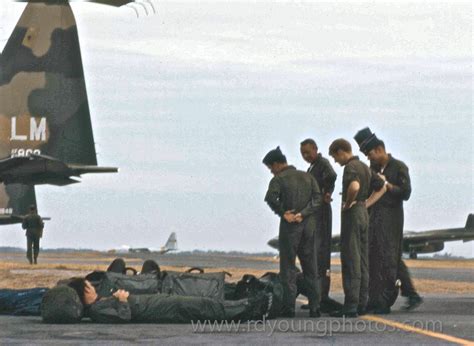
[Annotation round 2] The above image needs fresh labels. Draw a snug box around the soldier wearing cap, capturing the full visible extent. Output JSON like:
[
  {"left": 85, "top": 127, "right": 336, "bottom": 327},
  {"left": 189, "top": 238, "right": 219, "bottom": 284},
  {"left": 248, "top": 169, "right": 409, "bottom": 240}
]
[
  {"left": 328, "top": 139, "right": 384, "bottom": 317},
  {"left": 22, "top": 205, "right": 44, "bottom": 265},
  {"left": 263, "top": 146, "right": 322, "bottom": 317},
  {"left": 300, "top": 138, "right": 341, "bottom": 313},
  {"left": 354, "top": 127, "right": 423, "bottom": 312}
]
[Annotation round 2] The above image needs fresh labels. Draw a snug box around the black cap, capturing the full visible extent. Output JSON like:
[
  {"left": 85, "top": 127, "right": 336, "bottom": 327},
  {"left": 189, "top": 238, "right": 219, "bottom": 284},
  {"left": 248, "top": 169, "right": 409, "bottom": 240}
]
[
  {"left": 354, "top": 127, "right": 383, "bottom": 155},
  {"left": 262, "top": 146, "right": 287, "bottom": 165}
]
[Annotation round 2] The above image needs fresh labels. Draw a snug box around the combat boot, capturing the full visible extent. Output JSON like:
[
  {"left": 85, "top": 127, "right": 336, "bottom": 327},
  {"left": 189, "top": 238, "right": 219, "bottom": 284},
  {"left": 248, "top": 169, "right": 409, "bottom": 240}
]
[
  {"left": 329, "top": 309, "right": 358, "bottom": 318},
  {"left": 141, "top": 260, "right": 161, "bottom": 276},
  {"left": 403, "top": 295, "right": 423, "bottom": 311},
  {"left": 107, "top": 258, "right": 126, "bottom": 274}
]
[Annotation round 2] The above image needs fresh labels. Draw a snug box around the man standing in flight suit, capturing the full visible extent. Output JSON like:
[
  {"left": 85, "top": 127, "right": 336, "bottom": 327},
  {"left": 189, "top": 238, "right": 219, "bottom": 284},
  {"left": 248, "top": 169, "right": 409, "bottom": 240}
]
[
  {"left": 263, "top": 146, "right": 322, "bottom": 318},
  {"left": 328, "top": 139, "right": 384, "bottom": 317},
  {"left": 300, "top": 138, "right": 342, "bottom": 313},
  {"left": 354, "top": 127, "right": 423, "bottom": 313},
  {"left": 22, "top": 205, "right": 44, "bottom": 265}
]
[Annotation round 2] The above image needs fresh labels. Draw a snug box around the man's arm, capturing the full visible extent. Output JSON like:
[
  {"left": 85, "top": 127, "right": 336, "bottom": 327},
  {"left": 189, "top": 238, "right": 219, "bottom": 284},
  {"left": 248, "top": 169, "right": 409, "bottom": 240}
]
[
  {"left": 386, "top": 163, "right": 412, "bottom": 201},
  {"left": 322, "top": 159, "right": 337, "bottom": 194},
  {"left": 88, "top": 297, "right": 132, "bottom": 323},
  {"left": 299, "top": 176, "right": 322, "bottom": 218},
  {"left": 343, "top": 181, "right": 360, "bottom": 210},
  {"left": 264, "top": 177, "right": 286, "bottom": 217},
  {"left": 366, "top": 184, "right": 387, "bottom": 208}
]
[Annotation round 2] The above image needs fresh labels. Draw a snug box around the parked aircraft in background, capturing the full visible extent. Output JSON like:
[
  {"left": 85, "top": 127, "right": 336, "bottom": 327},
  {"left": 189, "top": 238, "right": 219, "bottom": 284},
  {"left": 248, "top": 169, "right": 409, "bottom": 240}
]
[{"left": 268, "top": 214, "right": 474, "bottom": 259}]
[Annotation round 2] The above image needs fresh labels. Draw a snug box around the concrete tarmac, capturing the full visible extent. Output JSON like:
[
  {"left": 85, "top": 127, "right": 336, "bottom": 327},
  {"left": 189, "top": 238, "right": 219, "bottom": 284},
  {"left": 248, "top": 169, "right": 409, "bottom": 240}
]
[
  {"left": 0, "top": 295, "right": 472, "bottom": 345},
  {"left": 1, "top": 252, "right": 473, "bottom": 344}
]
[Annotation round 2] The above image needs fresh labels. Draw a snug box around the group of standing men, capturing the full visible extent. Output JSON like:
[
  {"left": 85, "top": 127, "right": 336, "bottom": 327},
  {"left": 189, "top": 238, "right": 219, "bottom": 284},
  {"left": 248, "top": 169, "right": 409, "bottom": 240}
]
[{"left": 263, "top": 127, "right": 423, "bottom": 318}]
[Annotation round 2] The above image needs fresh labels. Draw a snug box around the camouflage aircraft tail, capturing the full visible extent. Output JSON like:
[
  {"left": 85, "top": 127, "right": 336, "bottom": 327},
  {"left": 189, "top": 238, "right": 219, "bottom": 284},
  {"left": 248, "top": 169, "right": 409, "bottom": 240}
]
[{"left": 0, "top": 1, "right": 133, "bottom": 223}]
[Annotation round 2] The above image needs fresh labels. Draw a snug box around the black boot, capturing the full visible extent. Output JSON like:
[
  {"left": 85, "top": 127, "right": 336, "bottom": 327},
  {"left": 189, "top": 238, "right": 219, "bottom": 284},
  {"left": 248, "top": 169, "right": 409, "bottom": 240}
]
[
  {"left": 403, "top": 295, "right": 423, "bottom": 311},
  {"left": 107, "top": 258, "right": 126, "bottom": 274},
  {"left": 34, "top": 257, "right": 37, "bottom": 265},
  {"left": 329, "top": 309, "right": 358, "bottom": 318},
  {"left": 141, "top": 260, "right": 160, "bottom": 276},
  {"left": 320, "top": 298, "right": 344, "bottom": 313}
]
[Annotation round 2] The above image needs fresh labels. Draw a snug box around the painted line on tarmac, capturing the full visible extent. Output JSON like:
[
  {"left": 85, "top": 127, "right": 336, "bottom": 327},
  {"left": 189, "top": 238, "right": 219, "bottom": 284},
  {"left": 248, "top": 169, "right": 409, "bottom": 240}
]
[{"left": 362, "top": 315, "right": 474, "bottom": 345}]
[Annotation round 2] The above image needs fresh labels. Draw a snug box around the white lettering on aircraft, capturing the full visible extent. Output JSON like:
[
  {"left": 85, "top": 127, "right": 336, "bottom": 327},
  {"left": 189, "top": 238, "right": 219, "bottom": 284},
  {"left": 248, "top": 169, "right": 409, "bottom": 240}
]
[
  {"left": 11, "top": 148, "right": 41, "bottom": 157},
  {"left": 10, "top": 117, "right": 47, "bottom": 142},
  {"left": 0, "top": 208, "right": 13, "bottom": 215}
]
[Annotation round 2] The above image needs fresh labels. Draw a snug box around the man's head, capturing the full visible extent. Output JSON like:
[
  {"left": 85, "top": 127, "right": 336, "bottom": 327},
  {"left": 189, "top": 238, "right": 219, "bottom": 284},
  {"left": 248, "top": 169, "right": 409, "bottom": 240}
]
[
  {"left": 300, "top": 138, "right": 318, "bottom": 164},
  {"left": 354, "top": 127, "right": 385, "bottom": 161},
  {"left": 68, "top": 278, "right": 97, "bottom": 306},
  {"left": 328, "top": 139, "right": 353, "bottom": 166},
  {"left": 366, "top": 141, "right": 387, "bottom": 163},
  {"left": 262, "top": 146, "right": 288, "bottom": 175},
  {"left": 41, "top": 286, "right": 83, "bottom": 324}
]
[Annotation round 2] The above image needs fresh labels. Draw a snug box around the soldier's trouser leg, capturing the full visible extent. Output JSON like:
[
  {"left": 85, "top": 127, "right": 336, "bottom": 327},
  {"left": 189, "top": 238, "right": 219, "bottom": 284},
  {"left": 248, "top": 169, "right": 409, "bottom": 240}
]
[
  {"left": 317, "top": 204, "right": 332, "bottom": 301},
  {"left": 399, "top": 260, "right": 418, "bottom": 297},
  {"left": 33, "top": 236, "right": 40, "bottom": 263},
  {"left": 298, "top": 216, "right": 320, "bottom": 311},
  {"left": 279, "top": 221, "right": 304, "bottom": 314},
  {"left": 340, "top": 205, "right": 369, "bottom": 312},
  {"left": 26, "top": 236, "right": 33, "bottom": 264}
]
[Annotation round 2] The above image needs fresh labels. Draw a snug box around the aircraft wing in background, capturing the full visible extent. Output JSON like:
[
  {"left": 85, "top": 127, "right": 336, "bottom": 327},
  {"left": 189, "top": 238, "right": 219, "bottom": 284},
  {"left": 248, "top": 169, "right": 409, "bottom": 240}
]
[{"left": 268, "top": 214, "right": 474, "bottom": 259}]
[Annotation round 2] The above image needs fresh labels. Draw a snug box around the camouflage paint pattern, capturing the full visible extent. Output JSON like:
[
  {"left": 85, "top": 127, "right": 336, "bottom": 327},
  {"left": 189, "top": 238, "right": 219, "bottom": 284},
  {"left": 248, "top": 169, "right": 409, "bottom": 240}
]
[{"left": 0, "top": 0, "right": 131, "bottom": 221}]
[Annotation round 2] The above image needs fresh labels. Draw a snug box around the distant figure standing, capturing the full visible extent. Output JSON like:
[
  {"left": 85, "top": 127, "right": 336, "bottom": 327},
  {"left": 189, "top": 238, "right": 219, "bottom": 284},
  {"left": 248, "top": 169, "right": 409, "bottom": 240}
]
[{"left": 22, "top": 205, "right": 44, "bottom": 265}]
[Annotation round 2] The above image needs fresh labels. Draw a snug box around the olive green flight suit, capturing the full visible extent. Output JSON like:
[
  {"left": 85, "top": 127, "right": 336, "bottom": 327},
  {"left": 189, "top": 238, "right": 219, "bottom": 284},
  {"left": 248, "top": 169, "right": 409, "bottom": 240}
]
[
  {"left": 340, "top": 157, "right": 371, "bottom": 312},
  {"left": 22, "top": 213, "right": 44, "bottom": 264},
  {"left": 265, "top": 165, "right": 322, "bottom": 314},
  {"left": 307, "top": 153, "right": 337, "bottom": 302}
]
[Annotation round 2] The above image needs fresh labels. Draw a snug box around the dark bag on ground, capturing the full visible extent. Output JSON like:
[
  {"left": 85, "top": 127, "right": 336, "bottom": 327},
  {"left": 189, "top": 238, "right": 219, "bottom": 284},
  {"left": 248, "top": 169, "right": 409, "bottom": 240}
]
[
  {"left": 0, "top": 288, "right": 48, "bottom": 316},
  {"left": 161, "top": 268, "right": 226, "bottom": 301},
  {"left": 97, "top": 272, "right": 160, "bottom": 297},
  {"left": 225, "top": 272, "right": 284, "bottom": 319}
]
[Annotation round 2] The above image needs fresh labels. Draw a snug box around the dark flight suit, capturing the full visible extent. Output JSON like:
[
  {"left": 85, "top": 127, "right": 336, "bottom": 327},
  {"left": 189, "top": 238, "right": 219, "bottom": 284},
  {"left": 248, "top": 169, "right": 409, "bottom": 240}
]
[
  {"left": 265, "top": 165, "right": 322, "bottom": 314},
  {"left": 340, "top": 157, "right": 372, "bottom": 313},
  {"left": 22, "top": 214, "right": 44, "bottom": 264},
  {"left": 88, "top": 293, "right": 269, "bottom": 323},
  {"left": 307, "top": 153, "right": 337, "bottom": 303},
  {"left": 368, "top": 155, "right": 414, "bottom": 310}
]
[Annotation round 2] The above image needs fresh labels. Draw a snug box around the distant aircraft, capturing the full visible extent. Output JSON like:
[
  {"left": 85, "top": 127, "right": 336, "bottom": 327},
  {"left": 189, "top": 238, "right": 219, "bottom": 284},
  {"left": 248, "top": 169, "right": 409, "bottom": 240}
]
[
  {"left": 267, "top": 214, "right": 474, "bottom": 259},
  {"left": 127, "top": 233, "right": 178, "bottom": 254},
  {"left": 0, "top": 1, "right": 139, "bottom": 224},
  {"left": 158, "top": 232, "right": 178, "bottom": 254}
]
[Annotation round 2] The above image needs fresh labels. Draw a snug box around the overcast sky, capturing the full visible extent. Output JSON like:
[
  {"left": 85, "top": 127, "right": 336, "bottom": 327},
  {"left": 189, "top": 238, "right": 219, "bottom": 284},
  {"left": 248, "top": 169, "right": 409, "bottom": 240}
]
[{"left": 0, "top": 1, "right": 472, "bottom": 256}]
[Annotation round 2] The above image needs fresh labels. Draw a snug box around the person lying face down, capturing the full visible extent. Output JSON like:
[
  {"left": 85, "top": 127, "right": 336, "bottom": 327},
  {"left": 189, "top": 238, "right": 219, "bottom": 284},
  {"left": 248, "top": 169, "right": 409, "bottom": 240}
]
[{"left": 66, "top": 278, "right": 270, "bottom": 324}]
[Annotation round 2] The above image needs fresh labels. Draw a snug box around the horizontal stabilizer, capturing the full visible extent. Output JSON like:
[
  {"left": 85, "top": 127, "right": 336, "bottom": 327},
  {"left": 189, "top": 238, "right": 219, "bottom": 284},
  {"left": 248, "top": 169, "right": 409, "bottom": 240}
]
[
  {"left": 0, "top": 214, "right": 24, "bottom": 225},
  {"left": 0, "top": 154, "right": 117, "bottom": 186}
]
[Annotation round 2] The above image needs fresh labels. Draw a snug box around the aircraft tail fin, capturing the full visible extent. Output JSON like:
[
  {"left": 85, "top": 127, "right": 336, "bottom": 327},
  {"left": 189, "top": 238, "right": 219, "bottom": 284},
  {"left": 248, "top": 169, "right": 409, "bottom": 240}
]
[
  {"left": 164, "top": 232, "right": 177, "bottom": 251},
  {"left": 0, "top": 183, "right": 36, "bottom": 225},
  {"left": 0, "top": 1, "right": 97, "bottom": 165},
  {"left": 465, "top": 214, "right": 474, "bottom": 230}
]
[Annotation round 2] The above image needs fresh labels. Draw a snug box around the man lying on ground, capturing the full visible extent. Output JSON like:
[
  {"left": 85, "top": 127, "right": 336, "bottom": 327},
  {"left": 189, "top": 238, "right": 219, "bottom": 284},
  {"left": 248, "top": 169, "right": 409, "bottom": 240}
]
[{"left": 61, "top": 278, "right": 271, "bottom": 323}]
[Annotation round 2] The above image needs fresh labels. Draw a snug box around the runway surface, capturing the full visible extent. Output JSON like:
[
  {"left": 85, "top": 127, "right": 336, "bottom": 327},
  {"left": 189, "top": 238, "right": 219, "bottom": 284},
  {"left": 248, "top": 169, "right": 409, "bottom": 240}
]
[
  {"left": 0, "top": 295, "right": 472, "bottom": 345},
  {"left": 0, "top": 251, "right": 473, "bottom": 344}
]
